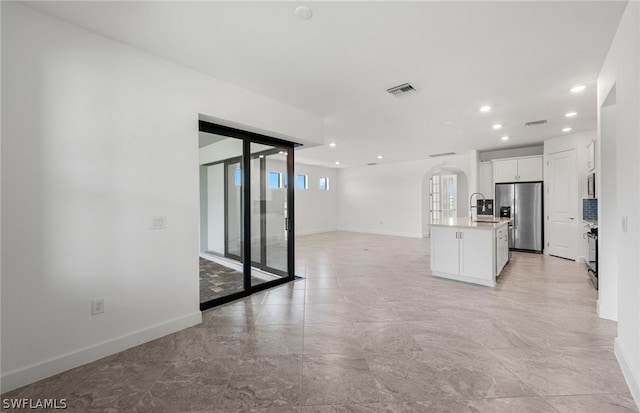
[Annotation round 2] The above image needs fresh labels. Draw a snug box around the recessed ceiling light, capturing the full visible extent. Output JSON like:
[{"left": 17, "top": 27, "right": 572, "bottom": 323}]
[
  {"left": 259, "top": 155, "right": 264, "bottom": 158},
  {"left": 570, "top": 85, "right": 586, "bottom": 93},
  {"left": 562, "top": 127, "right": 572, "bottom": 132},
  {"left": 294, "top": 6, "right": 313, "bottom": 20},
  {"left": 492, "top": 124, "right": 502, "bottom": 130},
  {"left": 480, "top": 105, "right": 491, "bottom": 113},
  {"left": 329, "top": 142, "right": 336, "bottom": 147},
  {"left": 377, "top": 155, "right": 383, "bottom": 159},
  {"left": 278, "top": 151, "right": 284, "bottom": 154},
  {"left": 565, "top": 112, "right": 577, "bottom": 117},
  {"left": 335, "top": 161, "right": 340, "bottom": 165},
  {"left": 501, "top": 136, "right": 510, "bottom": 141}
]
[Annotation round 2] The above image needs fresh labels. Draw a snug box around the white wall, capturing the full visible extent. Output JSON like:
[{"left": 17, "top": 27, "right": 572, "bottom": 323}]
[
  {"left": 337, "top": 154, "right": 472, "bottom": 238},
  {"left": 544, "top": 130, "right": 596, "bottom": 261},
  {"left": 1, "top": 2, "right": 323, "bottom": 392},
  {"left": 294, "top": 162, "right": 338, "bottom": 236},
  {"left": 597, "top": 0, "right": 640, "bottom": 406}
]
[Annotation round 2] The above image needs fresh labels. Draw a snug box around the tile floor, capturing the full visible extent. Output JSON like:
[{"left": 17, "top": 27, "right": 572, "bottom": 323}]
[
  {"left": 199, "top": 258, "right": 245, "bottom": 303},
  {"left": 2, "top": 231, "right": 637, "bottom": 412}
]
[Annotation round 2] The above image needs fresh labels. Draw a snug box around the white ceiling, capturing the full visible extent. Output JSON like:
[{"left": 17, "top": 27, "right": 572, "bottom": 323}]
[{"left": 28, "top": 1, "right": 627, "bottom": 168}]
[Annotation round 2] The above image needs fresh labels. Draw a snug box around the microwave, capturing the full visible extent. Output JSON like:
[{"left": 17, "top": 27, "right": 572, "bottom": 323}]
[{"left": 587, "top": 172, "right": 596, "bottom": 198}]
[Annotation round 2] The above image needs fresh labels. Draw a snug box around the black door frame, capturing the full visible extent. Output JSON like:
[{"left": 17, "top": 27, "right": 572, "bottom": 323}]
[{"left": 199, "top": 120, "right": 297, "bottom": 311}]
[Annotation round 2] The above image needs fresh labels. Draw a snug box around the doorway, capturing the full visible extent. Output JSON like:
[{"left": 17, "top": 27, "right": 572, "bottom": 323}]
[
  {"left": 546, "top": 149, "right": 578, "bottom": 260},
  {"left": 199, "top": 121, "right": 296, "bottom": 310},
  {"left": 422, "top": 166, "right": 469, "bottom": 237}
]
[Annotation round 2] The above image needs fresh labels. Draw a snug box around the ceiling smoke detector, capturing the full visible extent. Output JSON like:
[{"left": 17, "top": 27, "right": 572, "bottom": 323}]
[
  {"left": 525, "top": 119, "right": 548, "bottom": 127},
  {"left": 386, "top": 83, "right": 417, "bottom": 97}
]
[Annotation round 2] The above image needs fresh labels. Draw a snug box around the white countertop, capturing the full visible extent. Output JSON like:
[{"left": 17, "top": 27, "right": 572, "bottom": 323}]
[{"left": 430, "top": 217, "right": 512, "bottom": 229}]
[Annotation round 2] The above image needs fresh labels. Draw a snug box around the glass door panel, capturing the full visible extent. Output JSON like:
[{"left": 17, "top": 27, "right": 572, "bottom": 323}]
[
  {"left": 226, "top": 161, "right": 242, "bottom": 259},
  {"left": 199, "top": 133, "right": 244, "bottom": 305},
  {"left": 250, "top": 142, "right": 289, "bottom": 287}
]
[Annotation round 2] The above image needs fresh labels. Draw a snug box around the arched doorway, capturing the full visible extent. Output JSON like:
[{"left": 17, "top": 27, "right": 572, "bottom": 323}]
[{"left": 421, "top": 166, "right": 469, "bottom": 237}]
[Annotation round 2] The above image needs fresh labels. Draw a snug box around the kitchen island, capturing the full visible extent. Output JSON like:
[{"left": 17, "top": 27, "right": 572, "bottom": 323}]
[{"left": 430, "top": 217, "right": 511, "bottom": 287}]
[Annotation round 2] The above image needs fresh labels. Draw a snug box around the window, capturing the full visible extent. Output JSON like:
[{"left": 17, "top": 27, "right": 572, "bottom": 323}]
[
  {"left": 234, "top": 168, "right": 242, "bottom": 187},
  {"left": 319, "top": 176, "right": 329, "bottom": 191},
  {"left": 297, "top": 174, "right": 308, "bottom": 189},
  {"left": 283, "top": 173, "right": 288, "bottom": 188},
  {"left": 268, "top": 172, "right": 282, "bottom": 188}
]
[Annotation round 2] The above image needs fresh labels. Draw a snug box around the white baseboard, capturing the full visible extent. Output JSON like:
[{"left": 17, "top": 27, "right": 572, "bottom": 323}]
[
  {"left": 597, "top": 298, "right": 618, "bottom": 321},
  {"left": 336, "top": 227, "right": 423, "bottom": 239},
  {"left": 1, "top": 311, "right": 202, "bottom": 393},
  {"left": 295, "top": 228, "right": 337, "bottom": 236},
  {"left": 614, "top": 338, "right": 640, "bottom": 409}
]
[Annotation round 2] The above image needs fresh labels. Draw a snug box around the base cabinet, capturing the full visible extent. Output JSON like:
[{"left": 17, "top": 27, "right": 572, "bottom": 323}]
[
  {"left": 431, "top": 226, "right": 495, "bottom": 286},
  {"left": 496, "top": 226, "right": 509, "bottom": 274}
]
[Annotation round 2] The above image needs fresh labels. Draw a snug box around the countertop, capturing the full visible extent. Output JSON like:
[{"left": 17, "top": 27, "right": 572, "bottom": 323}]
[
  {"left": 430, "top": 217, "right": 512, "bottom": 229},
  {"left": 583, "top": 219, "right": 598, "bottom": 228}
]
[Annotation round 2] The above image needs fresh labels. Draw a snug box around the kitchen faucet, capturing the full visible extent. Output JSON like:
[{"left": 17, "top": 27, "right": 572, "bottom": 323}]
[{"left": 469, "top": 192, "right": 486, "bottom": 220}]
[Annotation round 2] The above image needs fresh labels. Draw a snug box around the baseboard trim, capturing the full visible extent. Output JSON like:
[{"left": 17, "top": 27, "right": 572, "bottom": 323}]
[
  {"left": 336, "top": 228, "right": 423, "bottom": 238},
  {"left": 295, "top": 228, "right": 337, "bottom": 236},
  {"left": 614, "top": 338, "right": 640, "bottom": 408},
  {"left": 1, "top": 311, "right": 202, "bottom": 393}
]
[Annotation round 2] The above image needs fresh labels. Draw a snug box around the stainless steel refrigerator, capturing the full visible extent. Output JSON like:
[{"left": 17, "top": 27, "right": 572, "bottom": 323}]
[{"left": 495, "top": 182, "right": 543, "bottom": 253}]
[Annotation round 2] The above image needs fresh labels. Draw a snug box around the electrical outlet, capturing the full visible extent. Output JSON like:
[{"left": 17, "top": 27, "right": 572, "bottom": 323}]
[
  {"left": 150, "top": 216, "right": 166, "bottom": 230},
  {"left": 92, "top": 298, "right": 105, "bottom": 315}
]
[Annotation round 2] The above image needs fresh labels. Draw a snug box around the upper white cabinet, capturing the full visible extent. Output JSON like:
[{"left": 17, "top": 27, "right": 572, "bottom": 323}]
[
  {"left": 587, "top": 141, "right": 595, "bottom": 171},
  {"left": 493, "top": 156, "right": 543, "bottom": 183},
  {"left": 478, "top": 161, "right": 494, "bottom": 198}
]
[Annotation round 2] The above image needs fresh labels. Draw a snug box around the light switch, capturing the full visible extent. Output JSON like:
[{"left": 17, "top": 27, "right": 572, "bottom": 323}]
[
  {"left": 151, "top": 216, "right": 167, "bottom": 230},
  {"left": 622, "top": 216, "right": 628, "bottom": 233}
]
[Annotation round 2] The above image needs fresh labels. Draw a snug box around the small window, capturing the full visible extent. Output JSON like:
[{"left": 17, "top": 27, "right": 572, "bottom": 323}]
[
  {"left": 268, "top": 172, "right": 282, "bottom": 189},
  {"left": 283, "top": 173, "right": 288, "bottom": 188},
  {"left": 234, "top": 168, "right": 242, "bottom": 187},
  {"left": 319, "top": 176, "right": 329, "bottom": 191},
  {"left": 297, "top": 174, "right": 308, "bottom": 189}
]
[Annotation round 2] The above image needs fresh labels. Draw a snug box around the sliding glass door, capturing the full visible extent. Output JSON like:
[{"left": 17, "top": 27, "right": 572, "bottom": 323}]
[
  {"left": 199, "top": 121, "right": 295, "bottom": 310},
  {"left": 250, "top": 142, "right": 290, "bottom": 287}
]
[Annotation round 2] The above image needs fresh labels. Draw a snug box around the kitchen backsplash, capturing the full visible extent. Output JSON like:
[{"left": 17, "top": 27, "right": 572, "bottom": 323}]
[{"left": 583, "top": 198, "right": 598, "bottom": 221}]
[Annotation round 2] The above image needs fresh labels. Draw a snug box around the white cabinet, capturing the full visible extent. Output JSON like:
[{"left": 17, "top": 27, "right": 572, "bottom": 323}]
[
  {"left": 478, "top": 161, "right": 494, "bottom": 198},
  {"left": 495, "top": 225, "right": 509, "bottom": 275},
  {"left": 587, "top": 141, "right": 595, "bottom": 171},
  {"left": 431, "top": 226, "right": 460, "bottom": 274},
  {"left": 430, "top": 225, "right": 494, "bottom": 285},
  {"left": 493, "top": 156, "right": 543, "bottom": 183},
  {"left": 459, "top": 229, "right": 494, "bottom": 278}
]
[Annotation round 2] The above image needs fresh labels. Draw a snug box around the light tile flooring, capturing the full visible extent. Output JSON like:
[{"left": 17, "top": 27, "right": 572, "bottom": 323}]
[{"left": 3, "top": 231, "right": 638, "bottom": 412}]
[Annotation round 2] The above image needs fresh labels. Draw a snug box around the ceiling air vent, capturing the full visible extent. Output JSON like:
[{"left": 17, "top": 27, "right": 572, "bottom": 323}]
[
  {"left": 386, "top": 83, "right": 416, "bottom": 97},
  {"left": 429, "top": 152, "right": 456, "bottom": 158},
  {"left": 367, "top": 162, "right": 377, "bottom": 166},
  {"left": 525, "top": 119, "right": 547, "bottom": 127}
]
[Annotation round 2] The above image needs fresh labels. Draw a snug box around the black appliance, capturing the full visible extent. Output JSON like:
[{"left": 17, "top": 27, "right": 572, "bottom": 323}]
[
  {"left": 587, "top": 227, "right": 598, "bottom": 289},
  {"left": 476, "top": 199, "right": 494, "bottom": 216}
]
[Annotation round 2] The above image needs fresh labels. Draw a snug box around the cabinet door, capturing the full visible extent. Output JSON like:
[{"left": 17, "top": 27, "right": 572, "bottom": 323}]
[
  {"left": 478, "top": 161, "right": 494, "bottom": 198},
  {"left": 517, "top": 157, "right": 543, "bottom": 181},
  {"left": 587, "top": 141, "right": 595, "bottom": 171},
  {"left": 430, "top": 226, "right": 460, "bottom": 274},
  {"left": 493, "top": 160, "right": 518, "bottom": 183},
  {"left": 499, "top": 233, "right": 509, "bottom": 272},
  {"left": 459, "top": 229, "right": 493, "bottom": 279}
]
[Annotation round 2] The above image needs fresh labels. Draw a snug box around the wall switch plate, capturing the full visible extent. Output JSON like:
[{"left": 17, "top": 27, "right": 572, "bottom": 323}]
[
  {"left": 622, "top": 216, "right": 628, "bottom": 233},
  {"left": 92, "top": 298, "right": 105, "bottom": 315},
  {"left": 150, "top": 216, "right": 166, "bottom": 230}
]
